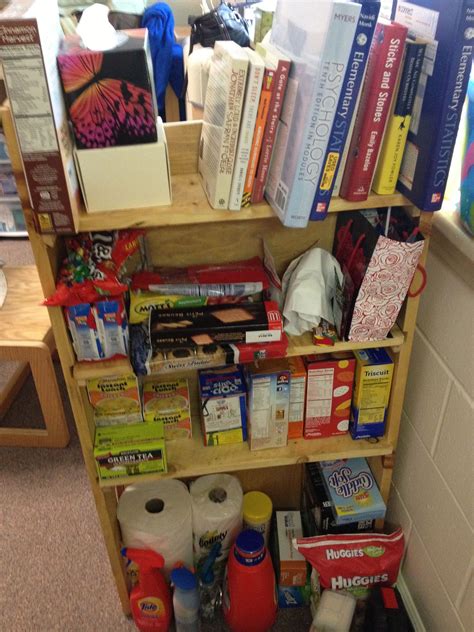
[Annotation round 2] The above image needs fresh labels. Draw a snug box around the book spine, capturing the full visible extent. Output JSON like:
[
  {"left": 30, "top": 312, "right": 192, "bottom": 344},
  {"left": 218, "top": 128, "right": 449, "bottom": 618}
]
[
  {"left": 241, "top": 68, "right": 274, "bottom": 207},
  {"left": 274, "top": 2, "right": 362, "bottom": 228},
  {"left": 340, "top": 21, "right": 407, "bottom": 202},
  {"left": 372, "top": 42, "right": 425, "bottom": 195},
  {"left": 229, "top": 60, "right": 265, "bottom": 210},
  {"left": 420, "top": 3, "right": 474, "bottom": 210},
  {"left": 251, "top": 59, "right": 290, "bottom": 203},
  {"left": 310, "top": 1, "right": 380, "bottom": 220}
]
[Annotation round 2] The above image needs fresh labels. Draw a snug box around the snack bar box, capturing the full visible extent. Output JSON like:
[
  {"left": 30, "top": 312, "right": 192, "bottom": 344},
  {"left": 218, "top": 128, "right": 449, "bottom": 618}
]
[{"left": 319, "top": 459, "right": 386, "bottom": 525}]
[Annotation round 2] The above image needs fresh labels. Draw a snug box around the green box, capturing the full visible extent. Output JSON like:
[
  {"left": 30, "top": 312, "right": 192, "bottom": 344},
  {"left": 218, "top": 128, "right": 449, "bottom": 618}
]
[{"left": 94, "top": 422, "right": 167, "bottom": 480}]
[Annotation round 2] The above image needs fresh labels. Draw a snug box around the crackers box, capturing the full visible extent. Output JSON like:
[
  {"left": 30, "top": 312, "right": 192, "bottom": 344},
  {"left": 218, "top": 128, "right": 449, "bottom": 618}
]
[
  {"left": 247, "top": 359, "right": 290, "bottom": 451},
  {"left": 304, "top": 353, "right": 355, "bottom": 439},
  {"left": 275, "top": 511, "right": 307, "bottom": 586},
  {"left": 350, "top": 348, "right": 394, "bottom": 439},
  {"left": 143, "top": 378, "right": 192, "bottom": 439},
  {"left": 319, "top": 459, "right": 386, "bottom": 526},
  {"left": 87, "top": 374, "right": 142, "bottom": 426},
  {"left": 198, "top": 365, "right": 247, "bottom": 446},
  {"left": 287, "top": 356, "right": 306, "bottom": 440},
  {"left": 94, "top": 422, "right": 167, "bottom": 480}
]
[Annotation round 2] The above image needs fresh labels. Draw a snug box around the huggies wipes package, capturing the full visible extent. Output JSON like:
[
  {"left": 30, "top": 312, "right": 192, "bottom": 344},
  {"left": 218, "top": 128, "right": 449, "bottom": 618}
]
[{"left": 294, "top": 529, "right": 404, "bottom": 601}]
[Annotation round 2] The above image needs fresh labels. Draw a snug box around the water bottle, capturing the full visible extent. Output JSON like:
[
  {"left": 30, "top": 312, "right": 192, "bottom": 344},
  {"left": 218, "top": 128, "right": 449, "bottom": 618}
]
[{"left": 170, "top": 568, "right": 200, "bottom": 632}]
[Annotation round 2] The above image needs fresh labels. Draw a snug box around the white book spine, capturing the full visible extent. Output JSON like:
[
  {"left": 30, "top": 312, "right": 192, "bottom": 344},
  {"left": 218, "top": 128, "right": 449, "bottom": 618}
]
[
  {"left": 270, "top": 2, "right": 361, "bottom": 227},
  {"left": 229, "top": 54, "right": 265, "bottom": 210},
  {"left": 199, "top": 43, "right": 249, "bottom": 209}
]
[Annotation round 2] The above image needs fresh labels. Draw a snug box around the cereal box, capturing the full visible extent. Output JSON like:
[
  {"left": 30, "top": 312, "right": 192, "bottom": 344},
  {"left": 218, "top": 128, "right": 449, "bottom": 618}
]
[
  {"left": 94, "top": 422, "right": 167, "bottom": 480},
  {"left": 319, "top": 459, "right": 386, "bottom": 525},
  {"left": 143, "top": 378, "right": 192, "bottom": 440},
  {"left": 304, "top": 353, "right": 355, "bottom": 439},
  {"left": 247, "top": 359, "right": 290, "bottom": 451},
  {"left": 87, "top": 374, "right": 142, "bottom": 426},
  {"left": 287, "top": 356, "right": 306, "bottom": 440},
  {"left": 198, "top": 365, "right": 247, "bottom": 446},
  {"left": 350, "top": 348, "right": 394, "bottom": 439}
]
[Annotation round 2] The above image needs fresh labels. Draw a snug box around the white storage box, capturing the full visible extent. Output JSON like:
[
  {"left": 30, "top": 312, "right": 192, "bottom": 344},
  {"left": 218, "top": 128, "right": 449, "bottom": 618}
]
[{"left": 74, "top": 118, "right": 171, "bottom": 213}]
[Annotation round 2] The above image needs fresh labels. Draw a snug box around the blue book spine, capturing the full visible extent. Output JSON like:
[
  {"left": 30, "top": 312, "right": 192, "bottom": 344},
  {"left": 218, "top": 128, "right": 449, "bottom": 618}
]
[
  {"left": 310, "top": 1, "right": 380, "bottom": 221},
  {"left": 397, "top": 0, "right": 474, "bottom": 211}
]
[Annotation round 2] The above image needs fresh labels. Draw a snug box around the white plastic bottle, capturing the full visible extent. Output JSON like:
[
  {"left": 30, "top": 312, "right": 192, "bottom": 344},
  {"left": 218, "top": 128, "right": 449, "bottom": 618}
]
[{"left": 171, "top": 567, "right": 201, "bottom": 632}]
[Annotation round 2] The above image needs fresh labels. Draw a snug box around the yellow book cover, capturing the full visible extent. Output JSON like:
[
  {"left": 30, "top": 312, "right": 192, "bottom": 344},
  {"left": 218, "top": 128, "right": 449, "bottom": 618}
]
[{"left": 373, "top": 41, "right": 426, "bottom": 195}]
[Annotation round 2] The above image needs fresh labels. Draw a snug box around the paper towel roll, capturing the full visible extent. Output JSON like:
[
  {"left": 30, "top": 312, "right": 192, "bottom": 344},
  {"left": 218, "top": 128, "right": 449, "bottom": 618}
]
[
  {"left": 190, "top": 474, "right": 243, "bottom": 567},
  {"left": 117, "top": 479, "right": 193, "bottom": 578}
]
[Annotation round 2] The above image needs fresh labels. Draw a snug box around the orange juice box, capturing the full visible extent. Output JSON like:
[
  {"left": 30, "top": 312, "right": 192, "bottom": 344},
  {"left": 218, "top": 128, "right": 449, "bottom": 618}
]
[
  {"left": 303, "top": 353, "right": 355, "bottom": 438},
  {"left": 86, "top": 374, "right": 142, "bottom": 426},
  {"left": 287, "top": 356, "right": 306, "bottom": 440},
  {"left": 143, "top": 377, "right": 192, "bottom": 440}
]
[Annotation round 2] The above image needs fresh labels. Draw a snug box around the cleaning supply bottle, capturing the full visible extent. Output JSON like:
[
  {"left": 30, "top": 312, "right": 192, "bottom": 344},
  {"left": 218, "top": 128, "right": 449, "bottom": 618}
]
[
  {"left": 122, "top": 547, "right": 172, "bottom": 632},
  {"left": 198, "top": 543, "right": 222, "bottom": 622},
  {"left": 170, "top": 567, "right": 200, "bottom": 632},
  {"left": 223, "top": 529, "right": 277, "bottom": 632}
]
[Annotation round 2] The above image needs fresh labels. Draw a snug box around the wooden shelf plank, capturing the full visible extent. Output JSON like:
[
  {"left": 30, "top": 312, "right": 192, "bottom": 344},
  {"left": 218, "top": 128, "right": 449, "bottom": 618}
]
[
  {"left": 76, "top": 173, "right": 410, "bottom": 232},
  {"left": 73, "top": 325, "right": 404, "bottom": 384},
  {"left": 97, "top": 422, "right": 393, "bottom": 488}
]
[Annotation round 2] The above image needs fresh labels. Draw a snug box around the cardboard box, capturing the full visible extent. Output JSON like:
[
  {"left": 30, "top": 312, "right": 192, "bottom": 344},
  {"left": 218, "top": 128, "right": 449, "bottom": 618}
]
[
  {"left": 350, "top": 348, "right": 394, "bottom": 439},
  {"left": 247, "top": 359, "right": 290, "bottom": 450},
  {"left": 94, "top": 422, "right": 167, "bottom": 480},
  {"left": 287, "top": 356, "right": 306, "bottom": 440},
  {"left": 87, "top": 374, "right": 142, "bottom": 426},
  {"left": 0, "top": 0, "right": 80, "bottom": 234},
  {"left": 74, "top": 118, "right": 171, "bottom": 212},
  {"left": 303, "top": 462, "right": 374, "bottom": 534},
  {"left": 304, "top": 353, "right": 355, "bottom": 439},
  {"left": 143, "top": 378, "right": 192, "bottom": 440},
  {"left": 198, "top": 365, "right": 247, "bottom": 446},
  {"left": 319, "top": 459, "right": 386, "bottom": 526},
  {"left": 275, "top": 511, "right": 307, "bottom": 587},
  {"left": 58, "top": 29, "right": 157, "bottom": 150}
]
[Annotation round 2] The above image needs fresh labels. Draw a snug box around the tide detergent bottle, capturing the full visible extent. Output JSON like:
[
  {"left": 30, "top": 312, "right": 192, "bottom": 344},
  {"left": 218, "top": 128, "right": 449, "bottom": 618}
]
[
  {"left": 223, "top": 529, "right": 277, "bottom": 632},
  {"left": 122, "top": 547, "right": 172, "bottom": 632}
]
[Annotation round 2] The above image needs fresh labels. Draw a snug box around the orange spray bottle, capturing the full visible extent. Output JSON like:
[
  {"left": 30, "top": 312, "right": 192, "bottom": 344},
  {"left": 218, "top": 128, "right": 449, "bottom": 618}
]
[{"left": 122, "top": 547, "right": 172, "bottom": 632}]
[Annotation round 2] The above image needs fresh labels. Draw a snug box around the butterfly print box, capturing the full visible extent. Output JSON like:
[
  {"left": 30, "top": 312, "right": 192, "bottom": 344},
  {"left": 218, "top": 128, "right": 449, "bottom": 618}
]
[{"left": 58, "top": 29, "right": 158, "bottom": 149}]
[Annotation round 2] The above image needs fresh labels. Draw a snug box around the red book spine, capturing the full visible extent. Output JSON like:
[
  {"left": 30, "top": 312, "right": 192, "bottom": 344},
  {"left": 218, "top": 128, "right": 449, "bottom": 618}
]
[
  {"left": 340, "top": 20, "right": 407, "bottom": 202},
  {"left": 251, "top": 60, "right": 290, "bottom": 203}
]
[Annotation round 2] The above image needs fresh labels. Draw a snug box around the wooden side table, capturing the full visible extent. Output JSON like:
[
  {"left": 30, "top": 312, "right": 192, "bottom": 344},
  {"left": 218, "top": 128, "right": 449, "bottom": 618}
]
[{"left": 0, "top": 266, "right": 69, "bottom": 447}]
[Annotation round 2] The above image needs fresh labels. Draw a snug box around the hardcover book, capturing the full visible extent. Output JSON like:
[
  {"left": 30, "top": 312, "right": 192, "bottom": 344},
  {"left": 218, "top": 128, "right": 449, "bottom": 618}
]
[
  {"left": 340, "top": 19, "right": 408, "bottom": 202},
  {"left": 251, "top": 41, "right": 290, "bottom": 204},
  {"left": 199, "top": 41, "right": 249, "bottom": 209},
  {"left": 229, "top": 49, "right": 265, "bottom": 210},
  {"left": 394, "top": 0, "right": 474, "bottom": 210},
  {"left": 266, "top": 1, "right": 361, "bottom": 228},
  {"left": 372, "top": 39, "right": 426, "bottom": 194},
  {"left": 310, "top": 0, "right": 381, "bottom": 220}
]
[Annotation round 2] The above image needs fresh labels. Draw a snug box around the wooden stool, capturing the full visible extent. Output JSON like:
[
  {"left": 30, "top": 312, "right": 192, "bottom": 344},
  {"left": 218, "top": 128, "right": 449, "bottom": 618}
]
[{"left": 0, "top": 266, "right": 69, "bottom": 447}]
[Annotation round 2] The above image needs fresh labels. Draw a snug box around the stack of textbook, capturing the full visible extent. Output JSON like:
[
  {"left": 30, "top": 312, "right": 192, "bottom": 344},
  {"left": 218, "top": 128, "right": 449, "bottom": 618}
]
[{"left": 198, "top": 0, "right": 473, "bottom": 225}]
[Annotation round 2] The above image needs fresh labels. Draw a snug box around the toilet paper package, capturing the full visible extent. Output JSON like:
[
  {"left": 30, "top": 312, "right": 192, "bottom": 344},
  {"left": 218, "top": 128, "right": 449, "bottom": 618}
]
[
  {"left": 190, "top": 474, "right": 243, "bottom": 572},
  {"left": 117, "top": 479, "right": 193, "bottom": 578}
]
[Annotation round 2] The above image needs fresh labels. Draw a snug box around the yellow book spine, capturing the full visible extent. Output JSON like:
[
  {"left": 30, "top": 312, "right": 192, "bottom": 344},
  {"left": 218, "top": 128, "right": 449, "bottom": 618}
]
[{"left": 372, "top": 113, "right": 411, "bottom": 195}]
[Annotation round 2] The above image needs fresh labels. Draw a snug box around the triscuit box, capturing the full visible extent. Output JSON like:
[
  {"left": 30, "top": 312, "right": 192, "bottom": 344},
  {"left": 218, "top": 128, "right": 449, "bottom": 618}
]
[
  {"left": 275, "top": 511, "right": 307, "bottom": 587},
  {"left": 94, "top": 422, "right": 166, "bottom": 480},
  {"left": 0, "top": 0, "right": 80, "bottom": 234},
  {"left": 74, "top": 118, "right": 171, "bottom": 213},
  {"left": 319, "top": 458, "right": 386, "bottom": 526},
  {"left": 287, "top": 356, "right": 306, "bottom": 440},
  {"left": 198, "top": 365, "right": 247, "bottom": 446},
  {"left": 87, "top": 374, "right": 142, "bottom": 426},
  {"left": 304, "top": 353, "right": 355, "bottom": 438},
  {"left": 247, "top": 359, "right": 290, "bottom": 451},
  {"left": 143, "top": 377, "right": 192, "bottom": 440},
  {"left": 350, "top": 348, "right": 394, "bottom": 439}
]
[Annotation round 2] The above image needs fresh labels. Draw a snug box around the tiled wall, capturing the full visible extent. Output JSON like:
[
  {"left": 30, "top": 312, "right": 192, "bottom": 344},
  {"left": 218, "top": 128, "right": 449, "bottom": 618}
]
[{"left": 387, "top": 249, "right": 474, "bottom": 631}]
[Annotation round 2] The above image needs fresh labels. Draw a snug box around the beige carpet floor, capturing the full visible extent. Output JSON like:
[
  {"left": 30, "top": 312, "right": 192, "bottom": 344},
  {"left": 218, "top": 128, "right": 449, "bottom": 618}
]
[{"left": 0, "top": 238, "right": 312, "bottom": 632}]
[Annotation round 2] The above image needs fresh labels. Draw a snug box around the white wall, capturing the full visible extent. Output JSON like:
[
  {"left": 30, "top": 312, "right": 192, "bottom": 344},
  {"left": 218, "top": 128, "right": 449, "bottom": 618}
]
[{"left": 386, "top": 244, "right": 474, "bottom": 631}]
